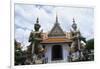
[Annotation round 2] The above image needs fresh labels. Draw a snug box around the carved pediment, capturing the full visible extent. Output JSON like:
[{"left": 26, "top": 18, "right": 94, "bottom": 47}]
[{"left": 48, "top": 23, "right": 66, "bottom": 37}]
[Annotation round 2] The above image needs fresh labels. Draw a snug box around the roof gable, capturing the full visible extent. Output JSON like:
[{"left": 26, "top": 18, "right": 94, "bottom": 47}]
[{"left": 48, "top": 23, "right": 66, "bottom": 37}]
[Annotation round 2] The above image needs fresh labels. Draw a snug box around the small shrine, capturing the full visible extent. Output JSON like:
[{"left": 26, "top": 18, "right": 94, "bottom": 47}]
[{"left": 27, "top": 16, "right": 86, "bottom": 64}]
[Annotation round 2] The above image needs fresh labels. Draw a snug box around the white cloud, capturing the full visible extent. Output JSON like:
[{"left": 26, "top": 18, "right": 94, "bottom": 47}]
[
  {"left": 15, "top": 4, "right": 94, "bottom": 46},
  {"left": 15, "top": 28, "right": 31, "bottom": 46}
]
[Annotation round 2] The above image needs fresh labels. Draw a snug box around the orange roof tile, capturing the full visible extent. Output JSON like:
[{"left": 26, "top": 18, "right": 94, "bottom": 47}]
[{"left": 41, "top": 37, "right": 72, "bottom": 44}]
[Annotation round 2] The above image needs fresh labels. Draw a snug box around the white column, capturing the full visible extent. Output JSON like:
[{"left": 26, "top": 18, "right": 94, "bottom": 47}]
[
  {"left": 63, "top": 44, "right": 69, "bottom": 62},
  {"left": 45, "top": 45, "right": 52, "bottom": 63}
]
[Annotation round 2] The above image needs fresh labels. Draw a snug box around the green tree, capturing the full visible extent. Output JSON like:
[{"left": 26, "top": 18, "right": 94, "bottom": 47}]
[
  {"left": 15, "top": 40, "right": 26, "bottom": 65},
  {"left": 86, "top": 39, "right": 94, "bottom": 50}
]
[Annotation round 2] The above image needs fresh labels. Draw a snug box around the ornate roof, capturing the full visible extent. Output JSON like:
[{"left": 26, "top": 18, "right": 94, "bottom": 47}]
[
  {"left": 41, "top": 37, "right": 72, "bottom": 44},
  {"left": 48, "top": 15, "right": 66, "bottom": 37},
  {"left": 40, "top": 16, "right": 73, "bottom": 44},
  {"left": 41, "top": 32, "right": 72, "bottom": 44}
]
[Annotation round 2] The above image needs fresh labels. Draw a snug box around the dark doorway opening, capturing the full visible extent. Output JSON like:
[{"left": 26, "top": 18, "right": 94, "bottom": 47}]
[{"left": 52, "top": 45, "right": 63, "bottom": 60}]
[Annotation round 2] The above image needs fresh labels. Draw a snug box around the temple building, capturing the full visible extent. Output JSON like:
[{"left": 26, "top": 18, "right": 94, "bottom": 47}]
[
  {"left": 40, "top": 16, "right": 73, "bottom": 63},
  {"left": 27, "top": 14, "right": 86, "bottom": 64}
]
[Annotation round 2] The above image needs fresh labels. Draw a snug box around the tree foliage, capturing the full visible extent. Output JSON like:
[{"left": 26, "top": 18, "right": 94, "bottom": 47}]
[
  {"left": 14, "top": 40, "right": 26, "bottom": 65},
  {"left": 86, "top": 39, "right": 94, "bottom": 50}
]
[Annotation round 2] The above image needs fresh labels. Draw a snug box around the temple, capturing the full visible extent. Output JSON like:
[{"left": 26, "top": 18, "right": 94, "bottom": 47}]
[
  {"left": 27, "top": 15, "right": 86, "bottom": 64},
  {"left": 40, "top": 15, "right": 72, "bottom": 63}
]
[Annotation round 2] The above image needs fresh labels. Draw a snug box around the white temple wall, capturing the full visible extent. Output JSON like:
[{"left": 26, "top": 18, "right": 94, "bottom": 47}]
[
  {"left": 43, "top": 43, "right": 70, "bottom": 63},
  {"left": 62, "top": 44, "right": 69, "bottom": 62},
  {"left": 45, "top": 45, "right": 52, "bottom": 63}
]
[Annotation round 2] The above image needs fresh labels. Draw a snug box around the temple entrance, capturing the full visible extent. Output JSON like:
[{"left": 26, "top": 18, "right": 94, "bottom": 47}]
[{"left": 52, "top": 45, "right": 63, "bottom": 61}]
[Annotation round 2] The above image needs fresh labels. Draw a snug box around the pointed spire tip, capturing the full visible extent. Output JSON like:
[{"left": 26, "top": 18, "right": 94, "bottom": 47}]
[
  {"left": 36, "top": 17, "right": 39, "bottom": 23},
  {"left": 73, "top": 18, "right": 75, "bottom": 23},
  {"left": 56, "top": 13, "right": 59, "bottom": 23}
]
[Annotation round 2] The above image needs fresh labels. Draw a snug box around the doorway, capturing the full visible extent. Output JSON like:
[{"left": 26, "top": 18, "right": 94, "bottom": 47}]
[{"left": 52, "top": 45, "right": 63, "bottom": 60}]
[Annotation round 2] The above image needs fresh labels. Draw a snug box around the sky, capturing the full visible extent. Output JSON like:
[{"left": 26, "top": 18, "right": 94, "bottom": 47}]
[{"left": 14, "top": 4, "right": 94, "bottom": 48}]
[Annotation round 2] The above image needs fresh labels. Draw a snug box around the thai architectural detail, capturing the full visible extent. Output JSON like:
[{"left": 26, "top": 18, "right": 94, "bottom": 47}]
[
  {"left": 70, "top": 18, "right": 86, "bottom": 61},
  {"left": 27, "top": 18, "right": 45, "bottom": 64},
  {"left": 27, "top": 16, "right": 86, "bottom": 64}
]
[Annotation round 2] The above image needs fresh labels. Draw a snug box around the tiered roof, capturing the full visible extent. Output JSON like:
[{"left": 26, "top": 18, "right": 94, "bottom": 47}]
[{"left": 41, "top": 15, "right": 72, "bottom": 44}]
